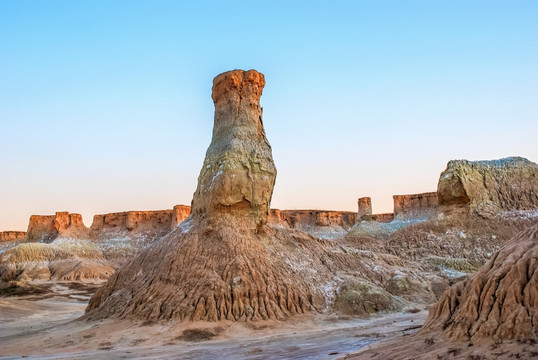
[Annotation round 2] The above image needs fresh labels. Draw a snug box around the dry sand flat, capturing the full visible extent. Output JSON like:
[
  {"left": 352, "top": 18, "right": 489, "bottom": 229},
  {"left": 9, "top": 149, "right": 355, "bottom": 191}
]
[{"left": 0, "top": 284, "right": 427, "bottom": 359}]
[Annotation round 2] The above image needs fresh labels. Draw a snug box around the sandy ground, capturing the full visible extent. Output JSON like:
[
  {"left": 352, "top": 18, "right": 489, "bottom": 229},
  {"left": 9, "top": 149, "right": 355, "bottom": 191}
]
[
  {"left": 345, "top": 332, "right": 538, "bottom": 360},
  {"left": 0, "top": 282, "right": 428, "bottom": 360}
]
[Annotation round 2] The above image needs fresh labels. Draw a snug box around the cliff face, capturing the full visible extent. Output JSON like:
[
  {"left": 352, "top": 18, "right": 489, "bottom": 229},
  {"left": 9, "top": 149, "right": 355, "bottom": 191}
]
[
  {"left": 172, "top": 205, "right": 191, "bottom": 229},
  {"left": 268, "top": 209, "right": 357, "bottom": 238},
  {"left": 26, "top": 212, "right": 89, "bottom": 243},
  {"left": 0, "top": 231, "right": 26, "bottom": 242},
  {"left": 349, "top": 192, "right": 438, "bottom": 238},
  {"left": 393, "top": 192, "right": 438, "bottom": 218},
  {"left": 89, "top": 210, "right": 178, "bottom": 238},
  {"left": 21, "top": 206, "right": 192, "bottom": 246},
  {"left": 438, "top": 157, "right": 538, "bottom": 218}
]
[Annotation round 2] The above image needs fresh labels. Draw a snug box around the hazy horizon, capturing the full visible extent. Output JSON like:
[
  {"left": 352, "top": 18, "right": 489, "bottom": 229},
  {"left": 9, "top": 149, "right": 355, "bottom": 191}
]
[{"left": 2, "top": 1, "right": 537, "bottom": 231}]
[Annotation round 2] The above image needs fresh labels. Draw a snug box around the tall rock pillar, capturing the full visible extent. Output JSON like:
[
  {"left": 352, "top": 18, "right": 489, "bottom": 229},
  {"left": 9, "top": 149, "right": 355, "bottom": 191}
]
[{"left": 191, "top": 70, "right": 277, "bottom": 228}]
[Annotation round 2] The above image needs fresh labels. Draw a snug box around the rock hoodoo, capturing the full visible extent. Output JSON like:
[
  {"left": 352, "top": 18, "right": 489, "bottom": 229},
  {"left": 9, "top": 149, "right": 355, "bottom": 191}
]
[
  {"left": 85, "top": 70, "right": 322, "bottom": 321},
  {"left": 85, "top": 70, "right": 437, "bottom": 322},
  {"left": 422, "top": 224, "right": 538, "bottom": 341},
  {"left": 190, "top": 69, "right": 276, "bottom": 229},
  {"left": 358, "top": 197, "right": 372, "bottom": 219},
  {"left": 438, "top": 157, "right": 538, "bottom": 218}
]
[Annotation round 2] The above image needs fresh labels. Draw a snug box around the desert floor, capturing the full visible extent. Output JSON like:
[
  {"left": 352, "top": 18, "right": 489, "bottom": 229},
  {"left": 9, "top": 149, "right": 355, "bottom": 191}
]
[{"left": 0, "top": 281, "right": 426, "bottom": 360}]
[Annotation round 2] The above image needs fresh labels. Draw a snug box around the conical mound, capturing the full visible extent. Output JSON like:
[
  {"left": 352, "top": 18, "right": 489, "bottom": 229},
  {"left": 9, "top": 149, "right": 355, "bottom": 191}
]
[
  {"left": 422, "top": 224, "right": 538, "bottom": 341},
  {"left": 86, "top": 70, "right": 335, "bottom": 321}
]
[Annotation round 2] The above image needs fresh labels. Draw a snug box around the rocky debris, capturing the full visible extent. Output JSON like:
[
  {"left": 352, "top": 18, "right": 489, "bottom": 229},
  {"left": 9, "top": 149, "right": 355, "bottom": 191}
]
[
  {"left": 438, "top": 157, "right": 538, "bottom": 218},
  {"left": 0, "top": 231, "right": 26, "bottom": 243},
  {"left": 267, "top": 209, "right": 357, "bottom": 239},
  {"left": 85, "top": 70, "right": 439, "bottom": 322},
  {"left": 27, "top": 212, "right": 89, "bottom": 243},
  {"left": 358, "top": 197, "right": 372, "bottom": 219},
  {"left": 334, "top": 280, "right": 404, "bottom": 316},
  {"left": 422, "top": 224, "right": 538, "bottom": 341}
]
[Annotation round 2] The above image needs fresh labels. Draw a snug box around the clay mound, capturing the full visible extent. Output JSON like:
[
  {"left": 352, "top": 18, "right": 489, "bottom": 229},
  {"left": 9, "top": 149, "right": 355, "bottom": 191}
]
[
  {"left": 422, "top": 224, "right": 538, "bottom": 341},
  {"left": 0, "top": 239, "right": 115, "bottom": 282},
  {"left": 88, "top": 217, "right": 325, "bottom": 320}
]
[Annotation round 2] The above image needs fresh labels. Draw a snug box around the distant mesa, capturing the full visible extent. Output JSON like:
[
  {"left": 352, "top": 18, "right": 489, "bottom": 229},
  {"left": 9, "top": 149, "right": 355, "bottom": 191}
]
[
  {"left": 27, "top": 212, "right": 88, "bottom": 243},
  {"left": 0, "top": 231, "right": 26, "bottom": 243},
  {"left": 268, "top": 209, "right": 357, "bottom": 239}
]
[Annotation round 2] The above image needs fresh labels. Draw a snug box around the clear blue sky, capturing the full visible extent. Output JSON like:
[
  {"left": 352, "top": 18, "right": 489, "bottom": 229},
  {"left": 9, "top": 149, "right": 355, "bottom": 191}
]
[{"left": 1, "top": 1, "right": 537, "bottom": 231}]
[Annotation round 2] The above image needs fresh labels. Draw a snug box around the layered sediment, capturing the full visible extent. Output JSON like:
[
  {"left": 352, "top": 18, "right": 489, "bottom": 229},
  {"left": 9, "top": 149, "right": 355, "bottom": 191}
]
[
  {"left": 268, "top": 209, "right": 357, "bottom": 238},
  {"left": 393, "top": 192, "right": 438, "bottom": 218},
  {"left": 0, "top": 231, "right": 26, "bottom": 242},
  {"left": 27, "top": 212, "right": 89, "bottom": 243}
]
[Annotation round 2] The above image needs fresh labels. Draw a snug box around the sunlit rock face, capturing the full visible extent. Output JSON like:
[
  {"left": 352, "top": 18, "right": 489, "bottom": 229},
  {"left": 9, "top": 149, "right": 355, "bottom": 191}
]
[
  {"left": 27, "top": 212, "right": 88, "bottom": 243},
  {"left": 191, "top": 70, "right": 276, "bottom": 228},
  {"left": 437, "top": 157, "right": 538, "bottom": 218}
]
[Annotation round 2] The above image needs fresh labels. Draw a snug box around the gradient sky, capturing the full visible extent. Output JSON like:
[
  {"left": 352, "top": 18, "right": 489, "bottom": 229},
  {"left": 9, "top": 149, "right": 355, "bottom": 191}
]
[{"left": 1, "top": 1, "right": 537, "bottom": 231}]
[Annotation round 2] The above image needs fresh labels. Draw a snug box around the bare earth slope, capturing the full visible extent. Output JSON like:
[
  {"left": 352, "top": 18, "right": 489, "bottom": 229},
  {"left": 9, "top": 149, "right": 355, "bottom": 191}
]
[
  {"left": 422, "top": 224, "right": 538, "bottom": 341},
  {"left": 347, "top": 224, "right": 538, "bottom": 360}
]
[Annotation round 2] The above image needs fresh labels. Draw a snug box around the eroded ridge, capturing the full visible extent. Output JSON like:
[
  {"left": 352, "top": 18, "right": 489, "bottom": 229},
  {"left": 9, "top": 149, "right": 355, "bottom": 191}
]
[{"left": 422, "top": 224, "right": 538, "bottom": 341}]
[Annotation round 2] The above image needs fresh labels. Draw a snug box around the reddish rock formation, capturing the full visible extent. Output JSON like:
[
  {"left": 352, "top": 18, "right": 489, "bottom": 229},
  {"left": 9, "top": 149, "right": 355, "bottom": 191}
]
[
  {"left": 393, "top": 192, "right": 438, "bottom": 217},
  {"left": 26, "top": 212, "right": 89, "bottom": 243},
  {"left": 358, "top": 197, "right": 372, "bottom": 219},
  {"left": 89, "top": 209, "right": 175, "bottom": 238},
  {"left": 268, "top": 209, "right": 357, "bottom": 238},
  {"left": 422, "top": 224, "right": 538, "bottom": 341},
  {"left": 172, "top": 205, "right": 191, "bottom": 229},
  {"left": 371, "top": 213, "right": 394, "bottom": 223},
  {"left": 0, "top": 231, "right": 26, "bottom": 242},
  {"left": 349, "top": 192, "right": 437, "bottom": 238},
  {"left": 438, "top": 157, "right": 538, "bottom": 218}
]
